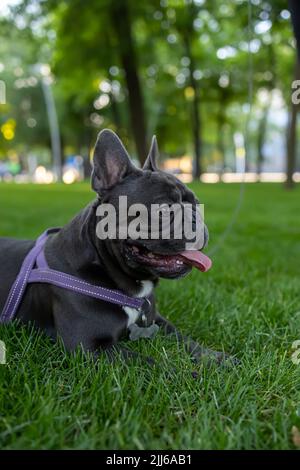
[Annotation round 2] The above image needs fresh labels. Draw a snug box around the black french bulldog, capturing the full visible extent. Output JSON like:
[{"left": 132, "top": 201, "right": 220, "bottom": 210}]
[{"left": 0, "top": 130, "right": 230, "bottom": 366}]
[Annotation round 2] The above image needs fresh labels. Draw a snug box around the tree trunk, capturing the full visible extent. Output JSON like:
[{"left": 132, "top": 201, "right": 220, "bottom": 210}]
[
  {"left": 257, "top": 104, "right": 269, "bottom": 176},
  {"left": 110, "top": 94, "right": 122, "bottom": 135},
  {"left": 216, "top": 98, "right": 227, "bottom": 173},
  {"left": 285, "top": 61, "right": 300, "bottom": 189},
  {"left": 289, "top": 0, "right": 300, "bottom": 61},
  {"left": 184, "top": 33, "right": 202, "bottom": 179},
  {"left": 110, "top": 0, "right": 147, "bottom": 165},
  {"left": 286, "top": 1, "right": 300, "bottom": 188},
  {"left": 217, "top": 121, "right": 226, "bottom": 173}
]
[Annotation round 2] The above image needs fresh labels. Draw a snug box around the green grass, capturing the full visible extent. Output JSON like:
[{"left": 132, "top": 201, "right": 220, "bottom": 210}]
[{"left": 0, "top": 182, "right": 300, "bottom": 450}]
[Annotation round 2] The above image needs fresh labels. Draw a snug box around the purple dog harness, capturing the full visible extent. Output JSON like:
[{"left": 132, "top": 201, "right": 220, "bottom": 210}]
[{"left": 0, "top": 228, "right": 149, "bottom": 324}]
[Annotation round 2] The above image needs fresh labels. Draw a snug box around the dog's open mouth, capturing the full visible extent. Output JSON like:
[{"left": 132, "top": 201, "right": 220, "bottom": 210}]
[{"left": 125, "top": 243, "right": 212, "bottom": 275}]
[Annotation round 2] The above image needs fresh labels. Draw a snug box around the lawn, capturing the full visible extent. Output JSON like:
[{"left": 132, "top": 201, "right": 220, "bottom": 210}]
[{"left": 0, "top": 182, "right": 299, "bottom": 450}]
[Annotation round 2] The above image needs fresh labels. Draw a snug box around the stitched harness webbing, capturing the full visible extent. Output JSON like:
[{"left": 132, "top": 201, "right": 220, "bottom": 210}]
[{"left": 0, "top": 228, "right": 146, "bottom": 324}]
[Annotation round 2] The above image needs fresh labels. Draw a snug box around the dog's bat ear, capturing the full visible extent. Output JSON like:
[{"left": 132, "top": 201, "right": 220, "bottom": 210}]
[
  {"left": 92, "top": 129, "right": 137, "bottom": 192},
  {"left": 143, "top": 135, "right": 159, "bottom": 171}
]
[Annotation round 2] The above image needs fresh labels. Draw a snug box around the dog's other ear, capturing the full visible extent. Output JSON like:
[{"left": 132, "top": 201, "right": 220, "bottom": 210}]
[
  {"left": 92, "top": 129, "right": 136, "bottom": 192},
  {"left": 143, "top": 135, "right": 159, "bottom": 171}
]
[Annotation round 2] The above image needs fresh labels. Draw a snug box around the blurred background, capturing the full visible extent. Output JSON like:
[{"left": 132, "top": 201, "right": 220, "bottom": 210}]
[{"left": 0, "top": 0, "right": 299, "bottom": 188}]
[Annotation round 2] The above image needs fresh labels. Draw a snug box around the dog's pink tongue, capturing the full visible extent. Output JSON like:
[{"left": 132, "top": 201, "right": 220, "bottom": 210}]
[{"left": 178, "top": 251, "right": 212, "bottom": 272}]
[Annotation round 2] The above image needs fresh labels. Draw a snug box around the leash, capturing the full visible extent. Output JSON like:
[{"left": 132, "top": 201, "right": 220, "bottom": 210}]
[{"left": 0, "top": 228, "right": 149, "bottom": 324}]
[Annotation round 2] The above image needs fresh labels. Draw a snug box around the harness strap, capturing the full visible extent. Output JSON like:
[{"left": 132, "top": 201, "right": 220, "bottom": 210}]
[
  {"left": 27, "top": 269, "right": 144, "bottom": 309},
  {"left": 0, "top": 228, "right": 146, "bottom": 324},
  {"left": 0, "top": 229, "right": 52, "bottom": 323}
]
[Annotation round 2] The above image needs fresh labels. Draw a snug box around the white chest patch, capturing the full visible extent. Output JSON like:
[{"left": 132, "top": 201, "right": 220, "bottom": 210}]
[
  {"left": 123, "top": 306, "right": 140, "bottom": 327},
  {"left": 123, "top": 280, "right": 153, "bottom": 327}
]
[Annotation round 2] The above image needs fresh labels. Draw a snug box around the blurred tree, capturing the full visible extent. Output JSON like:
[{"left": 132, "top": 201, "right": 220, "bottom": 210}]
[
  {"left": 286, "top": 0, "right": 300, "bottom": 189},
  {"left": 0, "top": 18, "right": 51, "bottom": 158},
  {"left": 174, "top": 1, "right": 202, "bottom": 178},
  {"left": 0, "top": 0, "right": 297, "bottom": 181},
  {"left": 40, "top": 0, "right": 149, "bottom": 164},
  {"left": 109, "top": 0, "right": 147, "bottom": 164}
]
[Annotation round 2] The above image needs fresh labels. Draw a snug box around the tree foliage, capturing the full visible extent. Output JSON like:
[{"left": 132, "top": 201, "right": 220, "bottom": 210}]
[{"left": 0, "top": 0, "right": 296, "bottom": 175}]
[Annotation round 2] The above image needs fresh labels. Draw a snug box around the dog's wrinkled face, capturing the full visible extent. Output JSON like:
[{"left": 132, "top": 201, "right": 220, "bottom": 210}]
[{"left": 91, "top": 130, "right": 209, "bottom": 280}]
